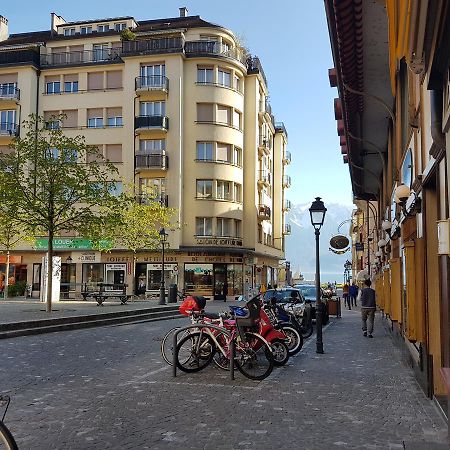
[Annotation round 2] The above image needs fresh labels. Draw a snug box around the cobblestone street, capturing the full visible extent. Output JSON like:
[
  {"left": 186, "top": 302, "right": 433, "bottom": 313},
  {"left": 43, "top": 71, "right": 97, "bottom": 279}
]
[{"left": 1, "top": 307, "right": 448, "bottom": 449}]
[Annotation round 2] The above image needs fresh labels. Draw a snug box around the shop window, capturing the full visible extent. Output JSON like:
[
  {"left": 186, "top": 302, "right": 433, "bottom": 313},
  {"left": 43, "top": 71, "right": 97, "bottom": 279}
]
[
  {"left": 184, "top": 263, "right": 213, "bottom": 295},
  {"left": 82, "top": 263, "right": 104, "bottom": 284},
  {"left": 32, "top": 263, "right": 41, "bottom": 291}
]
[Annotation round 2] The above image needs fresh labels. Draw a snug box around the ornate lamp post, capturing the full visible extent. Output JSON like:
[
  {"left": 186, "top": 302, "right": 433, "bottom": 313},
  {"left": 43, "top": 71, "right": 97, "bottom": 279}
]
[
  {"left": 159, "top": 227, "right": 168, "bottom": 305},
  {"left": 309, "top": 197, "right": 327, "bottom": 354}
]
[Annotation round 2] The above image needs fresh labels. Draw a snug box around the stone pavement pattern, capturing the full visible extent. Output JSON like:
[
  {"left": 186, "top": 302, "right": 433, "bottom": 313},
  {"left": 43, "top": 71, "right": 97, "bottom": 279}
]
[{"left": 0, "top": 307, "right": 447, "bottom": 449}]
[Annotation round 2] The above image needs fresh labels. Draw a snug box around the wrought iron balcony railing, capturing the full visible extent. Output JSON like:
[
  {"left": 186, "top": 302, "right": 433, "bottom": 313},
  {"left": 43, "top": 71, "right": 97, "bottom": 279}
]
[
  {"left": 135, "top": 153, "right": 168, "bottom": 170},
  {"left": 0, "top": 49, "right": 40, "bottom": 67},
  {"left": 134, "top": 115, "right": 169, "bottom": 131},
  {"left": 258, "top": 135, "right": 272, "bottom": 150},
  {"left": 283, "top": 223, "right": 292, "bottom": 235},
  {"left": 258, "top": 170, "right": 272, "bottom": 185},
  {"left": 184, "top": 41, "right": 246, "bottom": 64},
  {"left": 258, "top": 204, "right": 271, "bottom": 220},
  {"left": 283, "top": 150, "right": 291, "bottom": 165},
  {"left": 122, "top": 37, "right": 184, "bottom": 56},
  {"left": 135, "top": 76, "right": 169, "bottom": 92},
  {"left": 283, "top": 199, "right": 292, "bottom": 211},
  {"left": 137, "top": 193, "right": 168, "bottom": 207},
  {"left": 283, "top": 175, "right": 291, "bottom": 188}
]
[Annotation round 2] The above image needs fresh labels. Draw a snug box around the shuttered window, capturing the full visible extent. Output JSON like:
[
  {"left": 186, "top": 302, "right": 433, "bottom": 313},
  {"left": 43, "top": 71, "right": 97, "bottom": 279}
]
[
  {"left": 88, "top": 72, "right": 104, "bottom": 90},
  {"left": 105, "top": 144, "right": 122, "bottom": 162},
  {"left": 107, "top": 71, "right": 122, "bottom": 89},
  {"left": 61, "top": 110, "right": 77, "bottom": 128},
  {"left": 197, "top": 103, "right": 213, "bottom": 122}
]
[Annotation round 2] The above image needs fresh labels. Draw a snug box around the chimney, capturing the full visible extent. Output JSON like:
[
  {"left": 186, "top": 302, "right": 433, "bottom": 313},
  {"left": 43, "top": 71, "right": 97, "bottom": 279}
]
[
  {"left": 179, "top": 7, "right": 188, "bottom": 17},
  {"left": 51, "top": 13, "right": 66, "bottom": 34},
  {"left": 0, "top": 16, "right": 9, "bottom": 42}
]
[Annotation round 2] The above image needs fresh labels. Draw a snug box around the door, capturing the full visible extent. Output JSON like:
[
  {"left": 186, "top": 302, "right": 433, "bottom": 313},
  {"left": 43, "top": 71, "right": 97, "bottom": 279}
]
[{"left": 214, "top": 264, "right": 227, "bottom": 300}]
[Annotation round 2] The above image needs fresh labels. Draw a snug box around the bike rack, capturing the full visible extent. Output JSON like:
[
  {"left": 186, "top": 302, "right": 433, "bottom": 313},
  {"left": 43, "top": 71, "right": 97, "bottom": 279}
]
[{"left": 172, "top": 324, "right": 235, "bottom": 380}]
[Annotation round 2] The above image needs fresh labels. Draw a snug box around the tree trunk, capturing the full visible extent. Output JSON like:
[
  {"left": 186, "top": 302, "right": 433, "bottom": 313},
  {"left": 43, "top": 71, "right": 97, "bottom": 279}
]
[
  {"left": 4, "top": 250, "right": 10, "bottom": 300},
  {"left": 46, "top": 231, "right": 53, "bottom": 313}
]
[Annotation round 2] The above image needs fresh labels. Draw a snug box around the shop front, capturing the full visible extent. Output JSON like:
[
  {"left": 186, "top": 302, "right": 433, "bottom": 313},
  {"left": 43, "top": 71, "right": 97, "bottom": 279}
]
[{"left": 135, "top": 262, "right": 178, "bottom": 297}]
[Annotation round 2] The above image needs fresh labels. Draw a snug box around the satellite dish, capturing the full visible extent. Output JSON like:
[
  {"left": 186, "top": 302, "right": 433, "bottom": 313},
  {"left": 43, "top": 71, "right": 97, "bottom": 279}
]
[{"left": 329, "top": 234, "right": 350, "bottom": 250}]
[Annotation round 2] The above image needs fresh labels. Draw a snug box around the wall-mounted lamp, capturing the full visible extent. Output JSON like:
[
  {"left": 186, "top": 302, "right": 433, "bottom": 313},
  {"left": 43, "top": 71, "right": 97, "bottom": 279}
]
[
  {"left": 381, "top": 219, "right": 400, "bottom": 240},
  {"left": 395, "top": 184, "right": 421, "bottom": 218}
]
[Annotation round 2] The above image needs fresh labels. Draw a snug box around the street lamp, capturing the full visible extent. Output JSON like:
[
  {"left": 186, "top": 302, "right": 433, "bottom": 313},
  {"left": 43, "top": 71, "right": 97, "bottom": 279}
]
[
  {"left": 309, "top": 197, "right": 327, "bottom": 354},
  {"left": 159, "top": 227, "right": 168, "bottom": 305}
]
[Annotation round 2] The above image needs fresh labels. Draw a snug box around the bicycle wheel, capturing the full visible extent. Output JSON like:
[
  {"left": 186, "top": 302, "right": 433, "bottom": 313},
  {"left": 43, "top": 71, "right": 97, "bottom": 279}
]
[
  {"left": 160, "top": 327, "right": 191, "bottom": 366},
  {"left": 212, "top": 331, "right": 231, "bottom": 371},
  {"left": 0, "top": 421, "right": 18, "bottom": 450},
  {"left": 235, "top": 332, "right": 274, "bottom": 380},
  {"left": 280, "top": 325, "right": 303, "bottom": 356},
  {"left": 175, "top": 331, "right": 215, "bottom": 373}
]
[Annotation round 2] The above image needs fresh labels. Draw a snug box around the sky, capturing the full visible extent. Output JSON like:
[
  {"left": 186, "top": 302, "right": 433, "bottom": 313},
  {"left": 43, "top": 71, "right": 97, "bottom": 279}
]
[{"left": 2, "top": 0, "right": 353, "bottom": 208}]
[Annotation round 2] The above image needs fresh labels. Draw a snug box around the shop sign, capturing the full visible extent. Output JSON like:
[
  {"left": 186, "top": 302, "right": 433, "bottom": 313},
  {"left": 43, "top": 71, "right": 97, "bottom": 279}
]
[
  {"left": 35, "top": 238, "right": 110, "bottom": 250},
  {"left": 195, "top": 237, "right": 243, "bottom": 247},
  {"left": 147, "top": 263, "right": 178, "bottom": 271},
  {"left": 73, "top": 252, "right": 101, "bottom": 263},
  {"left": 0, "top": 255, "right": 22, "bottom": 264},
  {"left": 106, "top": 263, "right": 127, "bottom": 271}
]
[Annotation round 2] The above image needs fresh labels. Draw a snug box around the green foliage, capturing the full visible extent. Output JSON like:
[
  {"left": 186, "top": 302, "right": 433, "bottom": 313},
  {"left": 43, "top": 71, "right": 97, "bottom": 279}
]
[
  {"left": 7, "top": 281, "right": 27, "bottom": 297},
  {"left": 120, "top": 28, "right": 136, "bottom": 41}
]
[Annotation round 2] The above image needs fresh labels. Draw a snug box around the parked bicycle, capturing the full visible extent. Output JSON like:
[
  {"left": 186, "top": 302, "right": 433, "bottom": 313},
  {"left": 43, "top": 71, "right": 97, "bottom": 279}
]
[{"left": 0, "top": 395, "right": 18, "bottom": 450}]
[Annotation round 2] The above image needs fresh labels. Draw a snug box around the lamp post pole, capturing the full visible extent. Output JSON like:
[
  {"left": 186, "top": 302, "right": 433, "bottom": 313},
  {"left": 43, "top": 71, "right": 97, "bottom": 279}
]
[
  {"left": 159, "top": 228, "right": 167, "bottom": 305},
  {"left": 315, "top": 227, "right": 324, "bottom": 354}
]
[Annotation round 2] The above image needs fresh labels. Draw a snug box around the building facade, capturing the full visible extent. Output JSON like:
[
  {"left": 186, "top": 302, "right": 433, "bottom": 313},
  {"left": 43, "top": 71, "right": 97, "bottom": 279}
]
[
  {"left": 0, "top": 10, "right": 291, "bottom": 300},
  {"left": 325, "top": 0, "right": 450, "bottom": 417}
]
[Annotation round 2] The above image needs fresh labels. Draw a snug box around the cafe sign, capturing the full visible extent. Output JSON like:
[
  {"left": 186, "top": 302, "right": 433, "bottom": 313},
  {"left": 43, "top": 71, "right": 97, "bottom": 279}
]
[{"left": 196, "top": 237, "right": 243, "bottom": 247}]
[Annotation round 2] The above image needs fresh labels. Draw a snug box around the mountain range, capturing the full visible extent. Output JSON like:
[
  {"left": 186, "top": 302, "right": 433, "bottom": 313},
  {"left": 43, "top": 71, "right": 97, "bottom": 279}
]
[{"left": 285, "top": 202, "right": 355, "bottom": 283}]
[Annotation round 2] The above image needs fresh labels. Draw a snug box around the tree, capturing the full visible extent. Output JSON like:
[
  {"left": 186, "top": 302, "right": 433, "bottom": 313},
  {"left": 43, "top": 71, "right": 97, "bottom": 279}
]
[
  {"left": 0, "top": 115, "right": 120, "bottom": 312},
  {"left": 0, "top": 197, "right": 29, "bottom": 299},
  {"left": 94, "top": 187, "right": 177, "bottom": 291}
]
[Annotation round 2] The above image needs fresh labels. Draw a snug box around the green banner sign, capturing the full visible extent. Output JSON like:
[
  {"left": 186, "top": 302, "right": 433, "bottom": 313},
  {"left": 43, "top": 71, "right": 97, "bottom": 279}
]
[{"left": 34, "top": 238, "right": 110, "bottom": 250}]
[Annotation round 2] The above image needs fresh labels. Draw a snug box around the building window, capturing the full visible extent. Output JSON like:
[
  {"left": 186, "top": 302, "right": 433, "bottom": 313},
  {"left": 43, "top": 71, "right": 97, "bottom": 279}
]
[
  {"left": 234, "top": 220, "right": 242, "bottom": 238},
  {"left": 234, "top": 183, "right": 242, "bottom": 202},
  {"left": 0, "top": 82, "right": 17, "bottom": 96},
  {"left": 196, "top": 217, "right": 212, "bottom": 236},
  {"left": 105, "top": 144, "right": 122, "bottom": 162},
  {"left": 216, "top": 143, "right": 231, "bottom": 163},
  {"left": 233, "top": 146, "right": 242, "bottom": 166},
  {"left": 197, "top": 67, "right": 213, "bottom": 84},
  {"left": 140, "top": 139, "right": 165, "bottom": 153},
  {"left": 140, "top": 101, "right": 165, "bottom": 116},
  {"left": 217, "top": 180, "right": 232, "bottom": 200},
  {"left": 218, "top": 69, "right": 231, "bottom": 87},
  {"left": 64, "top": 28, "right": 76, "bottom": 36},
  {"left": 88, "top": 72, "right": 104, "bottom": 90},
  {"left": 97, "top": 24, "right": 110, "bottom": 32},
  {"left": 80, "top": 26, "right": 92, "bottom": 34},
  {"left": 107, "top": 181, "right": 123, "bottom": 196},
  {"left": 107, "top": 108, "right": 123, "bottom": 127},
  {"left": 196, "top": 142, "right": 213, "bottom": 160},
  {"left": 233, "top": 110, "right": 242, "bottom": 130},
  {"left": 140, "top": 64, "right": 165, "bottom": 86},
  {"left": 217, "top": 218, "right": 231, "bottom": 237},
  {"left": 217, "top": 105, "right": 231, "bottom": 125},
  {"left": 64, "top": 81, "right": 78, "bottom": 93},
  {"left": 88, "top": 117, "right": 103, "bottom": 128},
  {"left": 115, "top": 23, "right": 127, "bottom": 31},
  {"left": 93, "top": 44, "right": 109, "bottom": 61},
  {"left": 196, "top": 180, "right": 213, "bottom": 199},
  {"left": 197, "top": 103, "right": 214, "bottom": 122},
  {"left": 234, "top": 75, "right": 241, "bottom": 92},
  {"left": 139, "top": 178, "right": 166, "bottom": 201},
  {"left": 46, "top": 81, "right": 61, "bottom": 94}
]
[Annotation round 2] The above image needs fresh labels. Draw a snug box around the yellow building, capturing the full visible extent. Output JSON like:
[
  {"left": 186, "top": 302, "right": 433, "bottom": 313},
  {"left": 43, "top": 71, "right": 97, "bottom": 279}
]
[
  {"left": 326, "top": 0, "right": 450, "bottom": 414},
  {"left": 0, "top": 9, "right": 291, "bottom": 300}
]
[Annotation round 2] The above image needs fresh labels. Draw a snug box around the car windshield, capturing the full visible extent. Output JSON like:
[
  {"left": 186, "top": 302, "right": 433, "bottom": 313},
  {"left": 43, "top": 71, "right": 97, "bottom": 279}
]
[
  {"left": 297, "top": 286, "right": 317, "bottom": 298},
  {"left": 263, "top": 289, "right": 303, "bottom": 303}
]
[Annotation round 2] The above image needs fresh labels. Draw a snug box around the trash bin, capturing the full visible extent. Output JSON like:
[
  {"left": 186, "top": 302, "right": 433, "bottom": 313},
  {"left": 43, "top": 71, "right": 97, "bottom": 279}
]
[
  {"left": 168, "top": 284, "right": 178, "bottom": 303},
  {"left": 327, "top": 297, "right": 341, "bottom": 317}
]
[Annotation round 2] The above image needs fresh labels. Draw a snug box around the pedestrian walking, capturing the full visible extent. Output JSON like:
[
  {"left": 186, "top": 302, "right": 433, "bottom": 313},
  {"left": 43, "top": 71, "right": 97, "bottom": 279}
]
[
  {"left": 349, "top": 282, "right": 358, "bottom": 307},
  {"left": 361, "top": 279, "right": 376, "bottom": 338},
  {"left": 343, "top": 283, "right": 350, "bottom": 309}
]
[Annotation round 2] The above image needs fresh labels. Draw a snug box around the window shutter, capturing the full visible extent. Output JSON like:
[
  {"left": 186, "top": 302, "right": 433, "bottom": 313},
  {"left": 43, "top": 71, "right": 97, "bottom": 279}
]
[
  {"left": 87, "top": 108, "right": 103, "bottom": 119},
  {"left": 88, "top": 72, "right": 104, "bottom": 90},
  {"left": 105, "top": 144, "right": 122, "bottom": 162},
  {"left": 62, "top": 110, "right": 78, "bottom": 128},
  {"left": 197, "top": 103, "right": 213, "bottom": 122},
  {"left": 107, "top": 71, "right": 122, "bottom": 89}
]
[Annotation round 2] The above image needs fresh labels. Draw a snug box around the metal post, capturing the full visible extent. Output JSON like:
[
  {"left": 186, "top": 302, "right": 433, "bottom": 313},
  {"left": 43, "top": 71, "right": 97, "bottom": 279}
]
[
  {"left": 315, "top": 228, "right": 324, "bottom": 354},
  {"left": 230, "top": 339, "right": 235, "bottom": 381},
  {"left": 159, "top": 240, "right": 166, "bottom": 305},
  {"left": 367, "top": 201, "right": 371, "bottom": 277},
  {"left": 172, "top": 328, "right": 177, "bottom": 377}
]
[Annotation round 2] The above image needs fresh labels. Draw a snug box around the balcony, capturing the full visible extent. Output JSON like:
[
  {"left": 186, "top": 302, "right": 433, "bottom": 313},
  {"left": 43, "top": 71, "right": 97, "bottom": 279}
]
[
  {"left": 135, "top": 153, "right": 168, "bottom": 170},
  {"left": 184, "top": 41, "right": 246, "bottom": 65},
  {"left": 0, "top": 48, "right": 40, "bottom": 67},
  {"left": 122, "top": 37, "right": 184, "bottom": 56},
  {"left": 246, "top": 56, "right": 268, "bottom": 88},
  {"left": 258, "top": 204, "right": 271, "bottom": 220},
  {"left": 40, "top": 49, "right": 122, "bottom": 67},
  {"left": 134, "top": 116, "right": 169, "bottom": 133},
  {"left": 0, "top": 86, "right": 20, "bottom": 101},
  {"left": 275, "top": 122, "right": 288, "bottom": 139},
  {"left": 258, "top": 170, "right": 272, "bottom": 187},
  {"left": 135, "top": 76, "right": 169, "bottom": 94},
  {"left": 283, "top": 175, "right": 291, "bottom": 188},
  {"left": 283, "top": 150, "right": 291, "bottom": 165},
  {"left": 283, "top": 224, "right": 292, "bottom": 235},
  {"left": 0, "top": 123, "right": 19, "bottom": 136},
  {"left": 283, "top": 199, "right": 292, "bottom": 211},
  {"left": 258, "top": 135, "right": 271, "bottom": 156},
  {"left": 137, "top": 193, "right": 168, "bottom": 207}
]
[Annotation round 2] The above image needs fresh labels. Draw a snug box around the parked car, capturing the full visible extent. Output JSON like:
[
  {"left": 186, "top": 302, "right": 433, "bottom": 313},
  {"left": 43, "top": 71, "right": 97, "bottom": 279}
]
[
  {"left": 293, "top": 284, "right": 329, "bottom": 325},
  {"left": 262, "top": 288, "right": 305, "bottom": 304}
]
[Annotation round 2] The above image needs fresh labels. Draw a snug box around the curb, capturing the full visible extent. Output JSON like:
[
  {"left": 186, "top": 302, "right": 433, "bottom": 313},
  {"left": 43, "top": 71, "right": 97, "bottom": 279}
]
[{"left": 0, "top": 305, "right": 181, "bottom": 339}]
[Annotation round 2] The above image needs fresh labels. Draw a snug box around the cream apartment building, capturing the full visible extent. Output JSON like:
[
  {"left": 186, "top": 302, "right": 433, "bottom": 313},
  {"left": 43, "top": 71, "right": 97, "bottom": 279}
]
[{"left": 0, "top": 9, "right": 291, "bottom": 300}]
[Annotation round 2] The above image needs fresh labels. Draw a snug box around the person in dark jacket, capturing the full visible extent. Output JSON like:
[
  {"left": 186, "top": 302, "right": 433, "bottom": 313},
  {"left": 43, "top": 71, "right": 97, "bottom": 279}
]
[
  {"left": 360, "top": 279, "right": 376, "bottom": 338},
  {"left": 349, "top": 282, "right": 358, "bottom": 307},
  {"left": 222, "top": 281, "right": 228, "bottom": 302}
]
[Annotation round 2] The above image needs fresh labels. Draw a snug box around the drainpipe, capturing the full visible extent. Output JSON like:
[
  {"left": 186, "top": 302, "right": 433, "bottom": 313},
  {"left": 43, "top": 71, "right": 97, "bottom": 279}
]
[{"left": 430, "top": 90, "right": 445, "bottom": 151}]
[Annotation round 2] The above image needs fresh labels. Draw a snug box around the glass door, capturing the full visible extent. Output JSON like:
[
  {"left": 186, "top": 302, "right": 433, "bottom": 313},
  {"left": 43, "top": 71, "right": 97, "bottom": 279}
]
[{"left": 214, "top": 264, "right": 227, "bottom": 300}]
